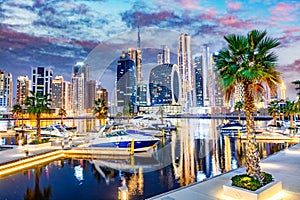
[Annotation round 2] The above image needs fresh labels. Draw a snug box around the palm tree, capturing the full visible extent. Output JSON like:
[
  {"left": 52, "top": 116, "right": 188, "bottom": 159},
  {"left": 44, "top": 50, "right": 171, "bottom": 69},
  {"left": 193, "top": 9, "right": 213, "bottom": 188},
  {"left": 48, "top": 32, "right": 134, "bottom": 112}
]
[
  {"left": 123, "top": 105, "right": 131, "bottom": 123},
  {"left": 234, "top": 101, "right": 244, "bottom": 122},
  {"left": 214, "top": 30, "right": 281, "bottom": 183},
  {"left": 12, "top": 104, "right": 23, "bottom": 127},
  {"left": 267, "top": 100, "right": 280, "bottom": 126},
  {"left": 292, "top": 80, "right": 300, "bottom": 100},
  {"left": 58, "top": 107, "right": 67, "bottom": 125},
  {"left": 283, "top": 100, "right": 298, "bottom": 128},
  {"left": 93, "top": 98, "right": 108, "bottom": 126},
  {"left": 24, "top": 91, "right": 52, "bottom": 141}
]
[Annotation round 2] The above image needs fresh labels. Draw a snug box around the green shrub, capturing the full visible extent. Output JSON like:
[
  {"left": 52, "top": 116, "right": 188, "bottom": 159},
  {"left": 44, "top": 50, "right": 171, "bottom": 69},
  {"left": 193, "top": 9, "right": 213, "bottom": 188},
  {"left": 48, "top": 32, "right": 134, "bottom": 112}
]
[
  {"left": 29, "top": 138, "right": 50, "bottom": 145},
  {"left": 231, "top": 172, "right": 273, "bottom": 191}
]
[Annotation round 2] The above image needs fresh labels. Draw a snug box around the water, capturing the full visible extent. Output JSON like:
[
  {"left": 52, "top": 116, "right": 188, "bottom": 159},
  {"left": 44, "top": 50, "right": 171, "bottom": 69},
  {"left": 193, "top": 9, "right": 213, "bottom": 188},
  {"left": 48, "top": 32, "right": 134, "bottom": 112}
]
[{"left": 0, "top": 118, "right": 297, "bottom": 199}]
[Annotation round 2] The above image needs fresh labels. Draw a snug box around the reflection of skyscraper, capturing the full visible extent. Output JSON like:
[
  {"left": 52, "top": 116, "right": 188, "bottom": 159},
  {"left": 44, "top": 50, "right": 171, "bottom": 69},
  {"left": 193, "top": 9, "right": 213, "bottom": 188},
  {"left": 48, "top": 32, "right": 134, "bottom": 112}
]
[
  {"left": 16, "top": 76, "right": 31, "bottom": 106},
  {"left": 31, "top": 66, "right": 52, "bottom": 97},
  {"left": 149, "top": 64, "right": 180, "bottom": 105},
  {"left": 178, "top": 33, "right": 194, "bottom": 109},
  {"left": 0, "top": 70, "right": 13, "bottom": 108},
  {"left": 116, "top": 52, "right": 136, "bottom": 108}
]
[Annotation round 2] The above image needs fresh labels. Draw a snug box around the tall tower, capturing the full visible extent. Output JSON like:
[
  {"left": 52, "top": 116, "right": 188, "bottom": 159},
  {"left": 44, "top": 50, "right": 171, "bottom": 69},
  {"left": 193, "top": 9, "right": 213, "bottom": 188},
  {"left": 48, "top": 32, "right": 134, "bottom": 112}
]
[
  {"left": 71, "top": 62, "right": 90, "bottom": 113},
  {"left": 201, "top": 45, "right": 211, "bottom": 107},
  {"left": 116, "top": 52, "right": 137, "bottom": 109},
  {"left": 51, "top": 75, "right": 71, "bottom": 110},
  {"left": 31, "top": 66, "right": 52, "bottom": 97},
  {"left": 0, "top": 70, "right": 13, "bottom": 108},
  {"left": 158, "top": 45, "right": 170, "bottom": 65},
  {"left": 193, "top": 56, "right": 204, "bottom": 107},
  {"left": 178, "top": 33, "right": 194, "bottom": 110},
  {"left": 128, "top": 48, "right": 142, "bottom": 84},
  {"left": 16, "top": 76, "right": 31, "bottom": 106}
]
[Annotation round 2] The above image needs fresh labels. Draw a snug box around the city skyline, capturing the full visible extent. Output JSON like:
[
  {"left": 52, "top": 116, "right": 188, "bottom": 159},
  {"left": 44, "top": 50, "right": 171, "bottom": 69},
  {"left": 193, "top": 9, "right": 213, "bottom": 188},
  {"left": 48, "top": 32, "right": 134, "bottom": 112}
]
[{"left": 0, "top": 0, "right": 299, "bottom": 100}]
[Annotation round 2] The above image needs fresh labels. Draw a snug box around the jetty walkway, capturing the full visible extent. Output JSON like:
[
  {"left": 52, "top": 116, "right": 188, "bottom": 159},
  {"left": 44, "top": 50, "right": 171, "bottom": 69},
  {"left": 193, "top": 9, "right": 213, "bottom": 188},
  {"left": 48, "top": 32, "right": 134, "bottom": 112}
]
[{"left": 149, "top": 143, "right": 300, "bottom": 200}]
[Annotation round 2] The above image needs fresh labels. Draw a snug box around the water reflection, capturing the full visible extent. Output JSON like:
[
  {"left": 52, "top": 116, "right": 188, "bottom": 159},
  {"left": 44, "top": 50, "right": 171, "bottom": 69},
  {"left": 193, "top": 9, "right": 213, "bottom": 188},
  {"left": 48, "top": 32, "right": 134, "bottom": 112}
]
[
  {"left": 24, "top": 166, "right": 52, "bottom": 200},
  {"left": 0, "top": 118, "right": 297, "bottom": 200}
]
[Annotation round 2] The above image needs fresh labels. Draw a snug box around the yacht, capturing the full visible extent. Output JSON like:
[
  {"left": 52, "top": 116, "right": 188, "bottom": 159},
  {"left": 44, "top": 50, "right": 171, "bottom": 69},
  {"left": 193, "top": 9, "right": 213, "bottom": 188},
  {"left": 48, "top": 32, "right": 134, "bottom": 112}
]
[
  {"left": 40, "top": 124, "right": 72, "bottom": 138},
  {"left": 90, "top": 126, "right": 160, "bottom": 152},
  {"left": 219, "top": 120, "right": 246, "bottom": 135}
]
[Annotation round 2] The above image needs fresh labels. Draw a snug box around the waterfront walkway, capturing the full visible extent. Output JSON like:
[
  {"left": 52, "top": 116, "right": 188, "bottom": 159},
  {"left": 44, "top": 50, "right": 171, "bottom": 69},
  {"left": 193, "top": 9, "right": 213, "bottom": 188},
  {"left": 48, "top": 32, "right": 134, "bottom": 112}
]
[{"left": 148, "top": 143, "right": 300, "bottom": 200}]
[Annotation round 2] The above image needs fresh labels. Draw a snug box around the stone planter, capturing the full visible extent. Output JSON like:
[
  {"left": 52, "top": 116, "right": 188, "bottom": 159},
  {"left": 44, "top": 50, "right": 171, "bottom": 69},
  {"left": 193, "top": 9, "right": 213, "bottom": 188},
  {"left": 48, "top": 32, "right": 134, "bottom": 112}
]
[{"left": 223, "top": 180, "right": 282, "bottom": 200}]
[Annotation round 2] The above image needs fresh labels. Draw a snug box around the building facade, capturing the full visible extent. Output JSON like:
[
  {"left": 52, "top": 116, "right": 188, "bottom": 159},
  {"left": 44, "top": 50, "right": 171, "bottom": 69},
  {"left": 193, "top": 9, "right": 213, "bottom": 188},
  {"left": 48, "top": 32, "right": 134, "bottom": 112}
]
[
  {"left": 149, "top": 64, "right": 180, "bottom": 106},
  {"left": 193, "top": 56, "right": 204, "bottom": 107},
  {"left": 116, "top": 52, "right": 137, "bottom": 110},
  {"left": 178, "top": 33, "right": 194, "bottom": 110},
  {"left": 16, "top": 76, "right": 31, "bottom": 106},
  {"left": 31, "top": 66, "right": 53, "bottom": 97},
  {"left": 0, "top": 70, "right": 13, "bottom": 108}
]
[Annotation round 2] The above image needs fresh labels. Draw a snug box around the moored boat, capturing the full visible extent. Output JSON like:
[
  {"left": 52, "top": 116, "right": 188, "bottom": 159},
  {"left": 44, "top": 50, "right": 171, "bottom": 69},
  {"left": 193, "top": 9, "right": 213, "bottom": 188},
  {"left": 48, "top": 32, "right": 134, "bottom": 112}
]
[{"left": 90, "top": 127, "right": 160, "bottom": 152}]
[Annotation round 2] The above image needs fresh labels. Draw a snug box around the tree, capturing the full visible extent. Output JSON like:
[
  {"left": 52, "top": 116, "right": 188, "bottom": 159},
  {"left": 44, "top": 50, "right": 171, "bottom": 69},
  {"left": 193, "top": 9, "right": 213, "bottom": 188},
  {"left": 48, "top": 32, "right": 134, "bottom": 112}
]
[
  {"left": 93, "top": 98, "right": 108, "bottom": 126},
  {"left": 58, "top": 107, "right": 67, "bottom": 125},
  {"left": 234, "top": 101, "right": 244, "bottom": 122},
  {"left": 214, "top": 30, "right": 281, "bottom": 183},
  {"left": 267, "top": 100, "right": 280, "bottom": 126},
  {"left": 292, "top": 80, "right": 300, "bottom": 100},
  {"left": 123, "top": 105, "right": 131, "bottom": 123},
  {"left": 12, "top": 104, "right": 23, "bottom": 127},
  {"left": 283, "top": 100, "right": 298, "bottom": 128},
  {"left": 24, "top": 91, "right": 52, "bottom": 141}
]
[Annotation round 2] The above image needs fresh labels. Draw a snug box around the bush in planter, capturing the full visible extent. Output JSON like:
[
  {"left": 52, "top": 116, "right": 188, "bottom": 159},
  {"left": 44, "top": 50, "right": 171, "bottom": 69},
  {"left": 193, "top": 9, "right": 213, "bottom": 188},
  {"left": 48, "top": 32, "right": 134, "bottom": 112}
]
[{"left": 231, "top": 172, "right": 273, "bottom": 191}]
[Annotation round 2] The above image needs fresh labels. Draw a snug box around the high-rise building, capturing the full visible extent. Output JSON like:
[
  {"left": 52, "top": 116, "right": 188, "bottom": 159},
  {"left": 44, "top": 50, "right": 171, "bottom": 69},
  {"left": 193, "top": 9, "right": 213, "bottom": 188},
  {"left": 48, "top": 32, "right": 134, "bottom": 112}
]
[
  {"left": 71, "top": 74, "right": 85, "bottom": 113},
  {"left": 158, "top": 45, "right": 170, "bottom": 65},
  {"left": 136, "top": 84, "right": 147, "bottom": 107},
  {"left": 85, "top": 80, "right": 96, "bottom": 112},
  {"left": 127, "top": 48, "right": 142, "bottom": 84},
  {"left": 96, "top": 85, "right": 108, "bottom": 105},
  {"left": 16, "top": 76, "right": 31, "bottom": 106},
  {"left": 71, "top": 62, "right": 95, "bottom": 113},
  {"left": 0, "top": 70, "right": 13, "bottom": 108},
  {"left": 116, "top": 52, "right": 137, "bottom": 109},
  {"left": 193, "top": 56, "right": 204, "bottom": 107},
  {"left": 51, "top": 75, "right": 64, "bottom": 108},
  {"left": 51, "top": 75, "right": 71, "bottom": 110},
  {"left": 178, "top": 33, "right": 194, "bottom": 110},
  {"left": 201, "top": 45, "right": 211, "bottom": 107},
  {"left": 149, "top": 64, "right": 180, "bottom": 105},
  {"left": 31, "top": 66, "right": 52, "bottom": 97}
]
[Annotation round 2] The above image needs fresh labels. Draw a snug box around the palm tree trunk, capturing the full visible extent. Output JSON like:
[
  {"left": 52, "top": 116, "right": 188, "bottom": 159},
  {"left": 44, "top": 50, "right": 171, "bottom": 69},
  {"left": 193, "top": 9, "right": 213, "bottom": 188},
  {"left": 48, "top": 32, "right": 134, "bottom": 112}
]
[
  {"left": 244, "top": 83, "right": 263, "bottom": 183},
  {"left": 238, "top": 110, "right": 241, "bottom": 122},
  {"left": 273, "top": 115, "right": 277, "bottom": 126},
  {"left": 290, "top": 114, "right": 294, "bottom": 128},
  {"left": 37, "top": 113, "right": 41, "bottom": 141}
]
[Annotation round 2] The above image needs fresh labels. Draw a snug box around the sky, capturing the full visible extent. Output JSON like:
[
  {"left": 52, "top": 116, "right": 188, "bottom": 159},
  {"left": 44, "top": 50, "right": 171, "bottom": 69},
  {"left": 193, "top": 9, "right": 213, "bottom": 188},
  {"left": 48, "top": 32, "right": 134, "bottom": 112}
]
[{"left": 0, "top": 0, "right": 300, "bottom": 101}]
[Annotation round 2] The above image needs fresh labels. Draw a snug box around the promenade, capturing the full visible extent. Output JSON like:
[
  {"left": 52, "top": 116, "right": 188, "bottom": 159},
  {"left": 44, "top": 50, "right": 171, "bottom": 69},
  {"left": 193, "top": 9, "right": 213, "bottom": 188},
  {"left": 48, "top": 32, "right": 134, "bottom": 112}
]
[{"left": 149, "top": 143, "right": 300, "bottom": 200}]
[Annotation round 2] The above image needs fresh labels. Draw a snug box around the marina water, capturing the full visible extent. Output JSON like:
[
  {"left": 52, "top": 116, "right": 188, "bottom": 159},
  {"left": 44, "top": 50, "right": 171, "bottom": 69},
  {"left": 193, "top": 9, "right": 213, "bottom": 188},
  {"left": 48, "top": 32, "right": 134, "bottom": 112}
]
[{"left": 0, "top": 118, "right": 295, "bottom": 199}]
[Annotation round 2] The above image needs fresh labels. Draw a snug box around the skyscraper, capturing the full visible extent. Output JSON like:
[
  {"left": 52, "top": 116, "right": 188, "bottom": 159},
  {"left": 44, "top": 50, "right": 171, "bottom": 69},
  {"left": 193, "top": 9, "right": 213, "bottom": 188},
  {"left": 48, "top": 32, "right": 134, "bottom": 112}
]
[
  {"left": 31, "top": 66, "right": 52, "bottom": 97},
  {"left": 149, "top": 64, "right": 180, "bottom": 105},
  {"left": 116, "top": 52, "right": 137, "bottom": 109},
  {"left": 71, "top": 62, "right": 95, "bottom": 113},
  {"left": 127, "top": 48, "right": 142, "bottom": 84},
  {"left": 51, "top": 75, "right": 71, "bottom": 110},
  {"left": 16, "top": 76, "right": 31, "bottom": 106},
  {"left": 193, "top": 56, "right": 204, "bottom": 107},
  {"left": 0, "top": 70, "right": 13, "bottom": 108},
  {"left": 178, "top": 33, "right": 194, "bottom": 110}
]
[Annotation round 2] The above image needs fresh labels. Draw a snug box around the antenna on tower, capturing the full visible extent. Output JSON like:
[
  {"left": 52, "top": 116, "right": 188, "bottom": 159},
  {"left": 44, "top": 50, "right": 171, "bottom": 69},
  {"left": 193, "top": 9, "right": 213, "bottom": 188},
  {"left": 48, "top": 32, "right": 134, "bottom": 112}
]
[{"left": 137, "top": 25, "right": 141, "bottom": 50}]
